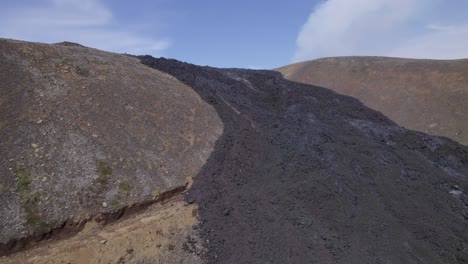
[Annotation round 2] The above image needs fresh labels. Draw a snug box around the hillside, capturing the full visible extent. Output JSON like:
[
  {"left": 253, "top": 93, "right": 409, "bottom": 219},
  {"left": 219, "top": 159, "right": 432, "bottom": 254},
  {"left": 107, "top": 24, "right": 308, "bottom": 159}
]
[
  {"left": 1, "top": 40, "right": 467, "bottom": 263},
  {"left": 277, "top": 57, "right": 468, "bottom": 146},
  {"left": 0, "top": 38, "right": 222, "bottom": 257}
]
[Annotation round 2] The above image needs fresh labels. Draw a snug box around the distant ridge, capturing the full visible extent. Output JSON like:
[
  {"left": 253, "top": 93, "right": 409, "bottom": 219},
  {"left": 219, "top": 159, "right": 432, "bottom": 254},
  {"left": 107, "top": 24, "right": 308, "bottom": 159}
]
[
  {"left": 277, "top": 56, "right": 468, "bottom": 146},
  {"left": 53, "top": 41, "right": 86, "bottom": 48}
]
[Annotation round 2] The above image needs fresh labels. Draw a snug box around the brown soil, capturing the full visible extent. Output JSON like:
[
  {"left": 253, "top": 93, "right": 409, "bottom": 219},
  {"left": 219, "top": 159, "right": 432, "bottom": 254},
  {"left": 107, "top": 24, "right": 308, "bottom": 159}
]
[{"left": 0, "top": 195, "right": 204, "bottom": 264}]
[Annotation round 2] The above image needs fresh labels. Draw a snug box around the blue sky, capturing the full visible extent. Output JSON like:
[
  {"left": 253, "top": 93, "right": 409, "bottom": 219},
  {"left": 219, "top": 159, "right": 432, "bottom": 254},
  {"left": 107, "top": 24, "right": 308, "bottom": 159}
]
[{"left": 1, "top": 0, "right": 468, "bottom": 69}]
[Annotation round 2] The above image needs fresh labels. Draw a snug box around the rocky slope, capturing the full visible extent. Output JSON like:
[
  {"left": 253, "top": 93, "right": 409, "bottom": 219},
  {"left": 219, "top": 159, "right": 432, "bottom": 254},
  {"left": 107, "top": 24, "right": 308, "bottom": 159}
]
[
  {"left": 142, "top": 57, "right": 468, "bottom": 264},
  {"left": 0, "top": 39, "right": 222, "bottom": 253},
  {"left": 277, "top": 57, "right": 468, "bottom": 146},
  {"left": 1, "top": 39, "right": 467, "bottom": 263}
]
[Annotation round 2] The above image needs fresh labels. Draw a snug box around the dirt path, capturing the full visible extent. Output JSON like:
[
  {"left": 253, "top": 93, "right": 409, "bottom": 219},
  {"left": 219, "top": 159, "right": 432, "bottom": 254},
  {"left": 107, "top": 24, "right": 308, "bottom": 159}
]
[{"left": 0, "top": 195, "right": 204, "bottom": 264}]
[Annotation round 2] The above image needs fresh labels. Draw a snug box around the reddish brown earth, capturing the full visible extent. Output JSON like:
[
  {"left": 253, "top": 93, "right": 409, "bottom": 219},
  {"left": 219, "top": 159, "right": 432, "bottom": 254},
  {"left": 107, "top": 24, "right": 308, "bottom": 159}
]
[
  {"left": 1, "top": 195, "right": 204, "bottom": 264},
  {"left": 277, "top": 57, "right": 468, "bottom": 146}
]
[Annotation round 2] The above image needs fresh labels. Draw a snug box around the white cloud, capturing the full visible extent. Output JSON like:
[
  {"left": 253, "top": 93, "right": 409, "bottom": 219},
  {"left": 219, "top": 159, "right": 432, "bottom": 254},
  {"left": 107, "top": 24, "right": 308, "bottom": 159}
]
[
  {"left": 390, "top": 23, "right": 468, "bottom": 59},
  {"left": 294, "top": 0, "right": 468, "bottom": 61},
  {"left": 0, "top": 0, "right": 170, "bottom": 55}
]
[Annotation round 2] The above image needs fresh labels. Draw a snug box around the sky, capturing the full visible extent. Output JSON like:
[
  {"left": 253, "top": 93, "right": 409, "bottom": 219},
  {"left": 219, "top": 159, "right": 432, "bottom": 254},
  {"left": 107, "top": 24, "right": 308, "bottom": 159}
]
[{"left": 1, "top": 0, "right": 468, "bottom": 69}]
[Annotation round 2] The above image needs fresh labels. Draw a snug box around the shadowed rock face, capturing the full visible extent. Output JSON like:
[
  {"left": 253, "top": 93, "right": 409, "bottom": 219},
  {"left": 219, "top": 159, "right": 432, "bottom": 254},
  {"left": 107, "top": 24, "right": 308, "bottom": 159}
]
[
  {"left": 0, "top": 39, "right": 222, "bottom": 246},
  {"left": 277, "top": 57, "right": 468, "bottom": 146},
  {"left": 141, "top": 57, "right": 468, "bottom": 264}
]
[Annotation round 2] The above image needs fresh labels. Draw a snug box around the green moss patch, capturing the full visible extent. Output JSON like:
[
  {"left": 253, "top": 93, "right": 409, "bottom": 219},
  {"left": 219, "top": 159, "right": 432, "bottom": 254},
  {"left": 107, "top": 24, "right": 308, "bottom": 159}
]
[
  {"left": 16, "top": 168, "right": 32, "bottom": 194},
  {"left": 21, "top": 196, "right": 49, "bottom": 233},
  {"left": 16, "top": 170, "right": 50, "bottom": 233},
  {"left": 96, "top": 160, "right": 112, "bottom": 186},
  {"left": 119, "top": 180, "right": 131, "bottom": 193},
  {"left": 111, "top": 197, "right": 122, "bottom": 208},
  {"left": 75, "top": 66, "right": 90, "bottom": 77}
]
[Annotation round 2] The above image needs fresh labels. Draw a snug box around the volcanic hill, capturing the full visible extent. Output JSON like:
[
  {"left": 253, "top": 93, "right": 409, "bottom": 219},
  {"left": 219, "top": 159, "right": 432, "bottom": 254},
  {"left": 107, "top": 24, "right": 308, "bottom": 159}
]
[
  {"left": 0, "top": 38, "right": 222, "bottom": 261},
  {"left": 277, "top": 57, "right": 468, "bottom": 146},
  {"left": 1, "top": 39, "right": 468, "bottom": 263}
]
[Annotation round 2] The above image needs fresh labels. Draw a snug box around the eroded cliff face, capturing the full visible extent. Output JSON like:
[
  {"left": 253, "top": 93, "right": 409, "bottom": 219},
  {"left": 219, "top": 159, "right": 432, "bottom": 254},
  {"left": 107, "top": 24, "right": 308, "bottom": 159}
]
[
  {"left": 277, "top": 57, "right": 468, "bottom": 146},
  {"left": 0, "top": 39, "right": 222, "bottom": 247}
]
